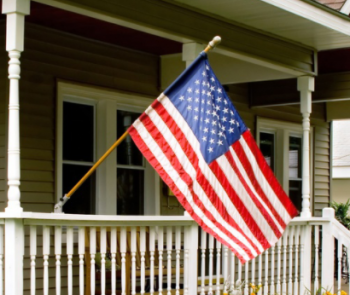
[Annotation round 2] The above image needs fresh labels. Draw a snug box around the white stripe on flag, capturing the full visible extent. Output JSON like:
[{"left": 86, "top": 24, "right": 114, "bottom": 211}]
[
  {"left": 133, "top": 117, "right": 251, "bottom": 261},
  {"left": 145, "top": 104, "right": 259, "bottom": 256},
  {"left": 159, "top": 94, "right": 265, "bottom": 252},
  {"left": 239, "top": 136, "right": 293, "bottom": 224},
  {"left": 215, "top": 154, "right": 279, "bottom": 245},
  {"left": 228, "top": 146, "right": 285, "bottom": 233}
]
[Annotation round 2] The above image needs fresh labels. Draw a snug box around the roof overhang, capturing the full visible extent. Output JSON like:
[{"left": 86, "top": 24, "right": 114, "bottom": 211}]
[
  {"left": 170, "top": 0, "right": 350, "bottom": 51},
  {"left": 28, "top": 0, "right": 350, "bottom": 84}
]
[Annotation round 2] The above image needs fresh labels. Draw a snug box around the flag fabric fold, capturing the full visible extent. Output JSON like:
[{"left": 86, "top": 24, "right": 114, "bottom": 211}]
[{"left": 128, "top": 52, "right": 298, "bottom": 263}]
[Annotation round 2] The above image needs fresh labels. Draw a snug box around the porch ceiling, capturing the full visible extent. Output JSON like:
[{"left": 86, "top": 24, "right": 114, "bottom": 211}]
[{"left": 170, "top": 0, "right": 350, "bottom": 51}]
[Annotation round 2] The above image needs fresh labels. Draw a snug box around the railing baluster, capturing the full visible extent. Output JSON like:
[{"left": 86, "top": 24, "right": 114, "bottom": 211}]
[
  {"left": 251, "top": 257, "right": 256, "bottom": 289},
  {"left": 230, "top": 251, "right": 235, "bottom": 289},
  {"left": 158, "top": 226, "right": 164, "bottom": 295},
  {"left": 294, "top": 226, "right": 300, "bottom": 295},
  {"left": 90, "top": 227, "right": 96, "bottom": 295},
  {"left": 30, "top": 225, "right": 37, "bottom": 295},
  {"left": 150, "top": 227, "right": 156, "bottom": 295},
  {"left": 314, "top": 225, "right": 320, "bottom": 295},
  {"left": 201, "top": 229, "right": 207, "bottom": 295},
  {"left": 276, "top": 237, "right": 282, "bottom": 295},
  {"left": 111, "top": 227, "right": 117, "bottom": 295},
  {"left": 223, "top": 246, "right": 229, "bottom": 284},
  {"left": 238, "top": 259, "right": 242, "bottom": 282},
  {"left": 244, "top": 258, "right": 249, "bottom": 295},
  {"left": 184, "top": 226, "right": 188, "bottom": 295},
  {"left": 167, "top": 226, "right": 172, "bottom": 295},
  {"left": 120, "top": 227, "right": 127, "bottom": 295},
  {"left": 175, "top": 226, "right": 181, "bottom": 295},
  {"left": 282, "top": 228, "right": 289, "bottom": 295},
  {"left": 67, "top": 226, "right": 74, "bottom": 295},
  {"left": 264, "top": 249, "right": 268, "bottom": 295},
  {"left": 288, "top": 227, "right": 295, "bottom": 295},
  {"left": 43, "top": 226, "right": 50, "bottom": 295},
  {"left": 140, "top": 226, "right": 146, "bottom": 295},
  {"left": 131, "top": 227, "right": 137, "bottom": 295},
  {"left": 270, "top": 245, "right": 275, "bottom": 295},
  {"left": 209, "top": 234, "right": 214, "bottom": 295},
  {"left": 258, "top": 252, "right": 262, "bottom": 295},
  {"left": 78, "top": 227, "right": 85, "bottom": 295},
  {"left": 337, "top": 238, "right": 342, "bottom": 295},
  {"left": 100, "top": 227, "right": 107, "bottom": 295},
  {"left": 216, "top": 240, "right": 221, "bottom": 295}
]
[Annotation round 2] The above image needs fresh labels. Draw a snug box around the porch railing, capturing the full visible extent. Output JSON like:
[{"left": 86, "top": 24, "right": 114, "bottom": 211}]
[{"left": 0, "top": 208, "right": 348, "bottom": 295}]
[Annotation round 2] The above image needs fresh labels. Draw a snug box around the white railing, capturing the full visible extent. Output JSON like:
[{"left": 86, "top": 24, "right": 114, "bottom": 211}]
[{"left": 0, "top": 208, "right": 348, "bottom": 295}]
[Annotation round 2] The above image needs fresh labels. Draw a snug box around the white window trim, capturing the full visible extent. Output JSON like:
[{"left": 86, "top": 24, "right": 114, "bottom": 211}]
[{"left": 56, "top": 81, "right": 160, "bottom": 215}]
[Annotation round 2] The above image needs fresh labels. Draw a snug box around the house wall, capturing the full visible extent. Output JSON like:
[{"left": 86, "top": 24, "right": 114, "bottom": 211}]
[
  {"left": 332, "top": 179, "right": 350, "bottom": 204},
  {"left": 0, "top": 23, "right": 160, "bottom": 212},
  {"left": 0, "top": 24, "right": 330, "bottom": 216}
]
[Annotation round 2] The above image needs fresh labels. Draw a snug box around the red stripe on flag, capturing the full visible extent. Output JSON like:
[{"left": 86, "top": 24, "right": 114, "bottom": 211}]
[
  {"left": 232, "top": 137, "right": 287, "bottom": 229},
  {"left": 138, "top": 112, "right": 258, "bottom": 258},
  {"left": 128, "top": 124, "right": 250, "bottom": 262},
  {"left": 209, "top": 160, "right": 272, "bottom": 249},
  {"left": 150, "top": 102, "right": 262, "bottom": 253},
  {"left": 242, "top": 131, "right": 298, "bottom": 218}
]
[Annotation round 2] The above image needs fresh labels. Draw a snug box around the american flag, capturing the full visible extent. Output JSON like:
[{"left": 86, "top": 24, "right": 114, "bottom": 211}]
[{"left": 128, "top": 52, "right": 298, "bottom": 263}]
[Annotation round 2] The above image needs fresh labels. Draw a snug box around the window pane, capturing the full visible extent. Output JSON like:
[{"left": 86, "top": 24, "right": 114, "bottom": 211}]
[
  {"left": 289, "top": 136, "right": 302, "bottom": 213},
  {"left": 62, "top": 164, "right": 96, "bottom": 214},
  {"left": 117, "top": 168, "right": 144, "bottom": 215},
  {"left": 63, "top": 102, "right": 94, "bottom": 162},
  {"left": 289, "top": 180, "right": 302, "bottom": 213},
  {"left": 117, "top": 110, "right": 143, "bottom": 166},
  {"left": 289, "top": 136, "right": 302, "bottom": 178},
  {"left": 259, "top": 132, "right": 275, "bottom": 172}
]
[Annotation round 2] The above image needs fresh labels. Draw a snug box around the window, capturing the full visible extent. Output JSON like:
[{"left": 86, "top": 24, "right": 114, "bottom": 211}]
[
  {"left": 257, "top": 117, "right": 308, "bottom": 213},
  {"left": 57, "top": 82, "right": 159, "bottom": 215}
]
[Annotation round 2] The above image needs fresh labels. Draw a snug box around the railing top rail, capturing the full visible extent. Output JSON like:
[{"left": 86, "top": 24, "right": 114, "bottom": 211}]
[
  {"left": 289, "top": 216, "right": 331, "bottom": 225},
  {"left": 0, "top": 212, "right": 196, "bottom": 227},
  {"left": 331, "top": 218, "right": 350, "bottom": 245}
]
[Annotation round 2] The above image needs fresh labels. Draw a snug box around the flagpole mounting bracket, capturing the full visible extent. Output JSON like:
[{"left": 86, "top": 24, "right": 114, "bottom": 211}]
[{"left": 54, "top": 194, "right": 69, "bottom": 213}]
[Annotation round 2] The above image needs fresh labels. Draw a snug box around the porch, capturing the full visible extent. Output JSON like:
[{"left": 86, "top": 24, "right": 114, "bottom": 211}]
[{"left": 1, "top": 208, "right": 347, "bottom": 295}]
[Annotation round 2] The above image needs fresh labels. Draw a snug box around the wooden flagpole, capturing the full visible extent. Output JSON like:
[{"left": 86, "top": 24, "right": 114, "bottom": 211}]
[{"left": 54, "top": 36, "right": 221, "bottom": 213}]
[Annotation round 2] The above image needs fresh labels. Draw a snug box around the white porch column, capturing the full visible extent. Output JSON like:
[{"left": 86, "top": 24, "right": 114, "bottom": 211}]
[
  {"left": 2, "top": 0, "right": 30, "bottom": 213},
  {"left": 297, "top": 76, "right": 314, "bottom": 218}
]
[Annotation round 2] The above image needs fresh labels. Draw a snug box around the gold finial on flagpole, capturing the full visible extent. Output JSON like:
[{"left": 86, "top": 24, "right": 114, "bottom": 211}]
[{"left": 204, "top": 36, "right": 221, "bottom": 53}]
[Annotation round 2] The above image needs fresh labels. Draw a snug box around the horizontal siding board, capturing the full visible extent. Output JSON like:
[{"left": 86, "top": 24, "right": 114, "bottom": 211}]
[
  {"left": 21, "top": 181, "right": 54, "bottom": 192},
  {"left": 21, "top": 138, "right": 54, "bottom": 150},
  {"left": 21, "top": 170, "right": 54, "bottom": 182},
  {"left": 21, "top": 160, "right": 54, "bottom": 171}
]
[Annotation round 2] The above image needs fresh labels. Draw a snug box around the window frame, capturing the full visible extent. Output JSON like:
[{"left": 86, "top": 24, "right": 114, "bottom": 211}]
[{"left": 56, "top": 81, "right": 160, "bottom": 215}]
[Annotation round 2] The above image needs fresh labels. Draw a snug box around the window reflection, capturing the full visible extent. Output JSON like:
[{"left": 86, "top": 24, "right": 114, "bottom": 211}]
[
  {"left": 259, "top": 132, "right": 275, "bottom": 172},
  {"left": 289, "top": 136, "right": 302, "bottom": 212}
]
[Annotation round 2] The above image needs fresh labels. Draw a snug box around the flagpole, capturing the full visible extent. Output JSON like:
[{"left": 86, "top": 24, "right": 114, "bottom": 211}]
[{"left": 54, "top": 36, "right": 221, "bottom": 213}]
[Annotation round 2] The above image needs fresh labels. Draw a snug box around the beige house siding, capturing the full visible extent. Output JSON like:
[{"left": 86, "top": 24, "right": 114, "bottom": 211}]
[{"left": 0, "top": 23, "right": 160, "bottom": 213}]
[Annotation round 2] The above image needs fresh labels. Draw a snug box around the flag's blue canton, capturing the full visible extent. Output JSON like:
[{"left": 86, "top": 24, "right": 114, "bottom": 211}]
[{"left": 164, "top": 53, "right": 247, "bottom": 164}]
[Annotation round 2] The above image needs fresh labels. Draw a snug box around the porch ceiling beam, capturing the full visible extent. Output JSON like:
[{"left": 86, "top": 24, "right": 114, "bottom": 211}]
[
  {"left": 250, "top": 72, "right": 350, "bottom": 107},
  {"left": 34, "top": 0, "right": 316, "bottom": 76}
]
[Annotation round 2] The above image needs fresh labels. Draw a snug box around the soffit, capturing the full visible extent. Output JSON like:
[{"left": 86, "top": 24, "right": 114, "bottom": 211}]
[{"left": 170, "top": 0, "right": 350, "bottom": 50}]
